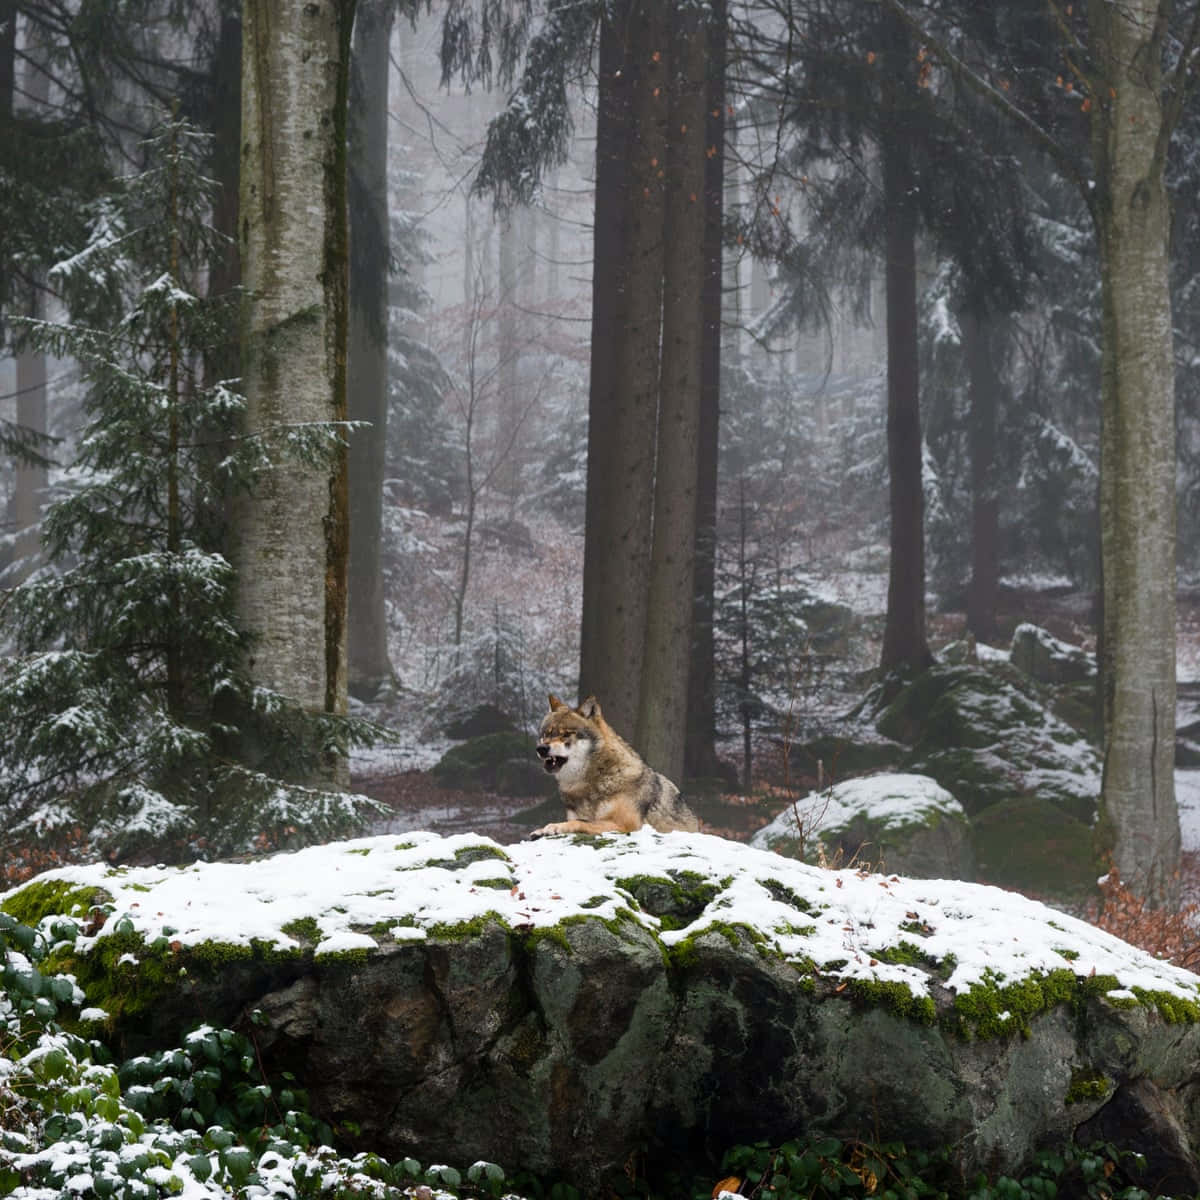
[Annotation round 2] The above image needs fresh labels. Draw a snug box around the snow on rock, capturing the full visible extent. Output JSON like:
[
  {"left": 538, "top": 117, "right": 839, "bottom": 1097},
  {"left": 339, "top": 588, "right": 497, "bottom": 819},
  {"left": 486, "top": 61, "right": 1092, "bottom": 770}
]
[
  {"left": 750, "top": 770, "right": 964, "bottom": 846},
  {"left": 14, "top": 828, "right": 1199, "bottom": 1006},
  {"left": 10, "top": 831, "right": 1200, "bottom": 1192}
]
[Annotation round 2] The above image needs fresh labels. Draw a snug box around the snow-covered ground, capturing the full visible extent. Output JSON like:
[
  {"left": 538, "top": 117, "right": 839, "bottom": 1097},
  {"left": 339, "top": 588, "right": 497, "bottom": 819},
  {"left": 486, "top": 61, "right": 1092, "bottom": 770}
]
[
  {"left": 1177, "top": 770, "right": 1200, "bottom": 853},
  {"left": 14, "top": 829, "right": 1198, "bottom": 1005}
]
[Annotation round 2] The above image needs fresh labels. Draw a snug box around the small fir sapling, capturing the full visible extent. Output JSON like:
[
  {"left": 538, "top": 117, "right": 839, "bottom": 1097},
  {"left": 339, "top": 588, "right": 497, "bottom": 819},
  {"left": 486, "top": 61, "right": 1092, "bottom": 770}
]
[{"left": 0, "top": 115, "right": 382, "bottom": 874}]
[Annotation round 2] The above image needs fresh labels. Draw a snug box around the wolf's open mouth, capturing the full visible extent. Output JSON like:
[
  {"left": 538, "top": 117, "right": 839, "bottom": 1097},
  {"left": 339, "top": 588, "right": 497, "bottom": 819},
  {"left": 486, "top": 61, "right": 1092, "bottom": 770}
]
[{"left": 542, "top": 755, "right": 568, "bottom": 774}]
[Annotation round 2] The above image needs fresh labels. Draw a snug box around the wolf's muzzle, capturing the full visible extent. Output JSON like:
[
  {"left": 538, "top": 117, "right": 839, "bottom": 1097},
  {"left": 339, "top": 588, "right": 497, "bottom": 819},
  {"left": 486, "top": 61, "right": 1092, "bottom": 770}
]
[{"left": 536, "top": 743, "right": 567, "bottom": 773}]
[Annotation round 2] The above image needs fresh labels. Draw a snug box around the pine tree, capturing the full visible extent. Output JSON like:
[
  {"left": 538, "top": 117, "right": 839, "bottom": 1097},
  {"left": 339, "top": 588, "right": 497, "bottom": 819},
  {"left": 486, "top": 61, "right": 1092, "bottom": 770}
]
[{"left": 0, "top": 116, "right": 380, "bottom": 867}]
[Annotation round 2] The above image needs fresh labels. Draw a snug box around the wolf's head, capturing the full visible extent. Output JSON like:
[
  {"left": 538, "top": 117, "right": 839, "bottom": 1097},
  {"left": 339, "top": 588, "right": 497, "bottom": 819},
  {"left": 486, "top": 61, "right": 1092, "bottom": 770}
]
[{"left": 536, "top": 694, "right": 604, "bottom": 784}]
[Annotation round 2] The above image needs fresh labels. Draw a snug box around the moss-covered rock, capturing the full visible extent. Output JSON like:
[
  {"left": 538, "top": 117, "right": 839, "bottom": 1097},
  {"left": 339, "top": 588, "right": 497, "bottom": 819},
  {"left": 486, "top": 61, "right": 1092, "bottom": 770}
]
[
  {"left": 874, "top": 663, "right": 1100, "bottom": 825},
  {"left": 1010, "top": 623, "right": 1096, "bottom": 687},
  {"left": 445, "top": 703, "right": 516, "bottom": 739},
  {"left": 750, "top": 773, "right": 975, "bottom": 880},
  {"left": 972, "top": 796, "right": 1100, "bottom": 900},
  {"left": 7, "top": 830, "right": 1200, "bottom": 1194},
  {"left": 430, "top": 730, "right": 536, "bottom": 791},
  {"left": 785, "top": 731, "right": 908, "bottom": 781},
  {"left": 495, "top": 757, "right": 557, "bottom": 798}
]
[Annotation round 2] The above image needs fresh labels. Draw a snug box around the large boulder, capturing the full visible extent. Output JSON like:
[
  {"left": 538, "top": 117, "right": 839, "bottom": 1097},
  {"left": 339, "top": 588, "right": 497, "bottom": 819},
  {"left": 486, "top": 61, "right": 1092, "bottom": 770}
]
[
  {"left": 749, "top": 772, "right": 975, "bottom": 880},
  {"left": 430, "top": 730, "right": 553, "bottom": 797},
  {"left": 1009, "top": 623, "right": 1096, "bottom": 687},
  {"left": 8, "top": 832, "right": 1200, "bottom": 1195},
  {"left": 875, "top": 663, "right": 1101, "bottom": 823},
  {"left": 1008, "top": 624, "right": 1102, "bottom": 743}
]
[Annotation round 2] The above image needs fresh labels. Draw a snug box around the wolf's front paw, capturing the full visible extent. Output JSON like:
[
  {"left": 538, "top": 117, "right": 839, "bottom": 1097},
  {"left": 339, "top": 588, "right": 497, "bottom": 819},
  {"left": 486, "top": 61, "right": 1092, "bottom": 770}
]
[{"left": 531, "top": 822, "right": 569, "bottom": 839}]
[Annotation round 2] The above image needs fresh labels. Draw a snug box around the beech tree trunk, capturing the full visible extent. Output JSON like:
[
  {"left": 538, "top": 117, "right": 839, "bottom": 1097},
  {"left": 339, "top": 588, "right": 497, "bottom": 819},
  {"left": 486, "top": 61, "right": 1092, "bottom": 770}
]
[
  {"left": 878, "top": 10, "right": 931, "bottom": 676},
  {"left": 235, "top": 0, "right": 356, "bottom": 779},
  {"left": 637, "top": 0, "right": 708, "bottom": 781},
  {"left": 1089, "top": 0, "right": 1179, "bottom": 904},
  {"left": 347, "top": 0, "right": 396, "bottom": 699}
]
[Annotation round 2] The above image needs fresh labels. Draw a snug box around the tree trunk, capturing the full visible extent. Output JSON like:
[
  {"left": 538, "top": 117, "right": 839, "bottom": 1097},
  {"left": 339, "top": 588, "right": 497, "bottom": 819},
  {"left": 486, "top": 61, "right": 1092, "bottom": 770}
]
[
  {"left": 11, "top": 287, "right": 48, "bottom": 581},
  {"left": 496, "top": 209, "right": 521, "bottom": 512},
  {"left": 878, "top": 11, "right": 931, "bottom": 675},
  {"left": 207, "top": 8, "right": 242, "bottom": 318},
  {"left": 9, "top": 16, "right": 51, "bottom": 583},
  {"left": 235, "top": 0, "right": 356, "bottom": 780},
  {"left": 579, "top": 0, "right": 661, "bottom": 735},
  {"left": 347, "top": 0, "right": 396, "bottom": 700},
  {"left": 637, "top": 0, "right": 708, "bottom": 782},
  {"left": 737, "top": 478, "right": 753, "bottom": 791},
  {"left": 963, "top": 309, "right": 1000, "bottom": 643},
  {"left": 1089, "top": 0, "right": 1178, "bottom": 904},
  {"left": 685, "top": 0, "right": 726, "bottom": 785}
]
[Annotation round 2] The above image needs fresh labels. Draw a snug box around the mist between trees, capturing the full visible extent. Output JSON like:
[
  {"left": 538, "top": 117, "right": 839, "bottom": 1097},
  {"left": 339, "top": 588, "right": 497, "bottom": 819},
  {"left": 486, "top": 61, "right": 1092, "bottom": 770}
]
[{"left": 0, "top": 0, "right": 1197, "bottom": 904}]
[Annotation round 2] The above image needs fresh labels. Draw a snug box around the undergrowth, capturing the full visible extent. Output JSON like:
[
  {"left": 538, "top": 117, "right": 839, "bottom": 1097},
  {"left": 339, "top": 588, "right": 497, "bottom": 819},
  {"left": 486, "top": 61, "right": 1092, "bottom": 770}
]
[{"left": 1084, "top": 866, "right": 1200, "bottom": 973}]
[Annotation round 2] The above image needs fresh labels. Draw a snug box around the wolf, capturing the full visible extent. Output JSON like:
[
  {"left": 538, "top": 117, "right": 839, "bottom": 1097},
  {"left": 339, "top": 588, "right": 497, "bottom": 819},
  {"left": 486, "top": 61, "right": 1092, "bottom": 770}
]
[{"left": 532, "top": 694, "right": 700, "bottom": 836}]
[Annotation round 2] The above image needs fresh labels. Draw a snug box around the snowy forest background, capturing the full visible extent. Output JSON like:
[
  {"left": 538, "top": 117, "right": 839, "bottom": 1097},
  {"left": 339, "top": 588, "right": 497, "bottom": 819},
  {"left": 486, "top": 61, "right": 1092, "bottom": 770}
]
[{"left": 3, "top": 0, "right": 1200, "bottom": 904}]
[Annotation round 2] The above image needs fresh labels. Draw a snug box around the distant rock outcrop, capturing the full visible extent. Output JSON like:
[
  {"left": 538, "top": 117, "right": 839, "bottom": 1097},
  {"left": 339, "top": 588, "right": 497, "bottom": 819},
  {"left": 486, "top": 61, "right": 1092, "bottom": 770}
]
[
  {"left": 9, "top": 832, "right": 1200, "bottom": 1194},
  {"left": 845, "top": 658, "right": 1104, "bottom": 899}
]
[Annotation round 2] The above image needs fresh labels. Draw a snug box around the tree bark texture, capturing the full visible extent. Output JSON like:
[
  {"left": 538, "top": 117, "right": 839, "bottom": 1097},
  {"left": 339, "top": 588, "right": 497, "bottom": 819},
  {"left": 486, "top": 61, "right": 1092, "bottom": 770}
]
[
  {"left": 9, "top": 19, "right": 52, "bottom": 582},
  {"left": 236, "top": 0, "right": 356, "bottom": 740},
  {"left": 12, "top": 286, "right": 48, "bottom": 577},
  {"left": 1089, "top": 0, "right": 1179, "bottom": 904},
  {"left": 579, "top": 0, "right": 664, "bottom": 737},
  {"left": 637, "top": 0, "right": 709, "bottom": 781},
  {"left": 347, "top": 0, "right": 396, "bottom": 698},
  {"left": 878, "top": 14, "right": 930, "bottom": 676},
  {"left": 685, "top": 0, "right": 727, "bottom": 783},
  {"left": 963, "top": 310, "right": 1000, "bottom": 643}
]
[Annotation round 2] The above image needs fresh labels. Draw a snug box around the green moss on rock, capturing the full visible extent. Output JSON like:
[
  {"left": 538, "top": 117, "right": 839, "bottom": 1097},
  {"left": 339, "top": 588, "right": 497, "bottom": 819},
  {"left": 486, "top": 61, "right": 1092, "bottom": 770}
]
[
  {"left": 420, "top": 844, "right": 511, "bottom": 872},
  {"left": 616, "top": 871, "right": 719, "bottom": 927},
  {"left": 281, "top": 917, "right": 323, "bottom": 947},
  {"left": 845, "top": 978, "right": 937, "bottom": 1025},
  {"left": 950, "top": 968, "right": 1084, "bottom": 1039},
  {"left": 971, "top": 797, "right": 1099, "bottom": 901},
  {"left": 1066, "top": 1068, "right": 1113, "bottom": 1105},
  {"left": 1, "top": 880, "right": 109, "bottom": 928},
  {"left": 758, "top": 877, "right": 817, "bottom": 915},
  {"left": 430, "top": 732, "right": 537, "bottom": 791}
]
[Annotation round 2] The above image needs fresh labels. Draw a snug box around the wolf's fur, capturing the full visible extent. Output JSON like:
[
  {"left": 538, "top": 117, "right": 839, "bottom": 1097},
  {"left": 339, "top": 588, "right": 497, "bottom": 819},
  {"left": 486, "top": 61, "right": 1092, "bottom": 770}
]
[{"left": 533, "top": 694, "right": 700, "bottom": 836}]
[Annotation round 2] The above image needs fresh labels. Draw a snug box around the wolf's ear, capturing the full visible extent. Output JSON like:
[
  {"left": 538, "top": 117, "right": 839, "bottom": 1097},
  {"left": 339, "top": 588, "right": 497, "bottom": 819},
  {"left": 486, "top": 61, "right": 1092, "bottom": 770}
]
[
  {"left": 577, "top": 695, "right": 601, "bottom": 720},
  {"left": 548, "top": 693, "right": 568, "bottom": 712}
]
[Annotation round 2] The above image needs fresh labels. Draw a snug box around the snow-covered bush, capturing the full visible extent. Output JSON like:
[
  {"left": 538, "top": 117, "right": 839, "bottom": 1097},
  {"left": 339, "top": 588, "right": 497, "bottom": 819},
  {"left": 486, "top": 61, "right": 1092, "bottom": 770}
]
[{"left": 0, "top": 117, "right": 382, "bottom": 876}]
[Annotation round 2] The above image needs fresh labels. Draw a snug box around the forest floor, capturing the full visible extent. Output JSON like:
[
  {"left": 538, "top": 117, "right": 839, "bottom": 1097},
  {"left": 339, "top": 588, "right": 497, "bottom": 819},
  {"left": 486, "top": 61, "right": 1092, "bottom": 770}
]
[{"left": 352, "top": 583, "right": 1200, "bottom": 905}]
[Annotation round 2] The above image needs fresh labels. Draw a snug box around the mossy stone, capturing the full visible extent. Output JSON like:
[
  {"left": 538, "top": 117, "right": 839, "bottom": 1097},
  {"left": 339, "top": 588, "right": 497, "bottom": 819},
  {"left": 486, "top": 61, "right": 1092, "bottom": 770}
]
[
  {"left": 445, "top": 703, "right": 516, "bottom": 739},
  {"left": 876, "top": 663, "right": 1099, "bottom": 824},
  {"left": 431, "top": 731, "right": 534, "bottom": 791},
  {"left": 786, "top": 733, "right": 907, "bottom": 780},
  {"left": 971, "top": 796, "right": 1099, "bottom": 901},
  {"left": 495, "top": 757, "right": 556, "bottom": 798},
  {"left": 1, "top": 880, "right": 108, "bottom": 928}
]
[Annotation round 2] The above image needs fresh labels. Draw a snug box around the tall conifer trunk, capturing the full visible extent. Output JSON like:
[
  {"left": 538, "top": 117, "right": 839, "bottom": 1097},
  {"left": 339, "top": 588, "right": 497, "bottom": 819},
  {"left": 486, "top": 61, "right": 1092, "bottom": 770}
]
[
  {"left": 579, "top": 0, "right": 663, "bottom": 736},
  {"left": 878, "top": 9, "right": 930, "bottom": 676},
  {"left": 347, "top": 0, "right": 396, "bottom": 698},
  {"left": 685, "top": 0, "right": 726, "bottom": 783},
  {"left": 637, "top": 0, "right": 708, "bottom": 780},
  {"left": 9, "top": 16, "right": 50, "bottom": 583},
  {"left": 963, "top": 310, "right": 1000, "bottom": 643}
]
